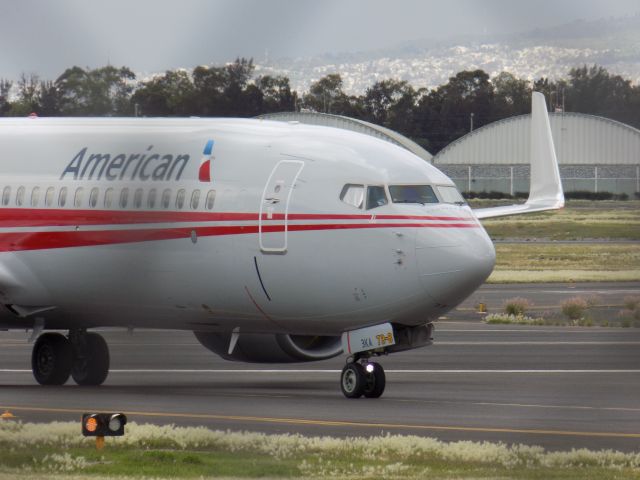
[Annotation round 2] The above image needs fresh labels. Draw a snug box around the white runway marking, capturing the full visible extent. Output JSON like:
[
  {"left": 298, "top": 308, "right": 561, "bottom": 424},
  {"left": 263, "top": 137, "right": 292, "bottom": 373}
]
[
  {"left": 436, "top": 341, "right": 640, "bottom": 345},
  {"left": 395, "top": 398, "right": 640, "bottom": 413},
  {"left": 3, "top": 369, "right": 640, "bottom": 374},
  {"left": 4, "top": 340, "right": 639, "bottom": 346}
]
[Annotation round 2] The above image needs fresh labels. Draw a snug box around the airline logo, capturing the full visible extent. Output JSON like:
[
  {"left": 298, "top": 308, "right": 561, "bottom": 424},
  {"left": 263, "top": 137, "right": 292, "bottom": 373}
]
[
  {"left": 61, "top": 145, "right": 191, "bottom": 182},
  {"left": 198, "top": 140, "right": 214, "bottom": 182},
  {"left": 60, "top": 140, "right": 214, "bottom": 182}
]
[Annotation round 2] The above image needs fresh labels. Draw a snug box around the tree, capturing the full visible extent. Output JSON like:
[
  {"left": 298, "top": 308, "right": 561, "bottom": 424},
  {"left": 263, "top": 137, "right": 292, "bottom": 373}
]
[
  {"left": 492, "top": 72, "right": 531, "bottom": 117},
  {"left": 132, "top": 69, "right": 195, "bottom": 116},
  {"left": 37, "top": 80, "right": 62, "bottom": 116},
  {"left": 302, "top": 74, "right": 364, "bottom": 117},
  {"left": 56, "top": 66, "right": 135, "bottom": 116},
  {"left": 303, "top": 74, "right": 344, "bottom": 113},
  {"left": 221, "top": 57, "right": 255, "bottom": 116},
  {"left": 256, "top": 75, "right": 296, "bottom": 113},
  {"left": 0, "top": 79, "right": 12, "bottom": 116},
  {"left": 9, "top": 74, "right": 41, "bottom": 116},
  {"left": 565, "top": 65, "right": 640, "bottom": 127},
  {"left": 418, "top": 70, "right": 496, "bottom": 152},
  {"left": 363, "top": 79, "right": 419, "bottom": 136},
  {"left": 192, "top": 65, "right": 227, "bottom": 115},
  {"left": 532, "top": 77, "right": 561, "bottom": 111},
  {"left": 191, "top": 58, "right": 258, "bottom": 116}
]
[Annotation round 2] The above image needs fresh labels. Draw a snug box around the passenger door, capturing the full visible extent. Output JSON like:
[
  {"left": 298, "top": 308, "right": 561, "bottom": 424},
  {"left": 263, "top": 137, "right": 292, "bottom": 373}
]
[{"left": 259, "top": 160, "right": 304, "bottom": 253}]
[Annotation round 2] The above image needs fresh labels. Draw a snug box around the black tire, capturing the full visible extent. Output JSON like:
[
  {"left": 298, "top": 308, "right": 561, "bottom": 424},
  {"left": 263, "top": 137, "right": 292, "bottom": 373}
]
[
  {"left": 340, "top": 362, "right": 366, "bottom": 398},
  {"left": 71, "top": 333, "right": 110, "bottom": 386},
  {"left": 31, "top": 333, "right": 73, "bottom": 385},
  {"left": 363, "top": 362, "right": 386, "bottom": 398}
]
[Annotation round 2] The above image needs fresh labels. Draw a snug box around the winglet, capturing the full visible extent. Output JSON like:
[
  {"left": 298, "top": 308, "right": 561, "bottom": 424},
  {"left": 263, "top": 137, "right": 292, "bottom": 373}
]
[{"left": 473, "top": 92, "right": 564, "bottom": 219}]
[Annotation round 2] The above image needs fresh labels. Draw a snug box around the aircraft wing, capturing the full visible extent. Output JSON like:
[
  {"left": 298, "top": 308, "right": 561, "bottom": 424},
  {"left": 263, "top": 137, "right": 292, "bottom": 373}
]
[{"left": 473, "top": 92, "right": 564, "bottom": 220}]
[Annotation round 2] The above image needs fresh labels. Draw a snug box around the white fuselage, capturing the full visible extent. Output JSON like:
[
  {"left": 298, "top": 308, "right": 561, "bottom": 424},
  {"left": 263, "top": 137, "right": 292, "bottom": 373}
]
[{"left": 0, "top": 118, "right": 495, "bottom": 335}]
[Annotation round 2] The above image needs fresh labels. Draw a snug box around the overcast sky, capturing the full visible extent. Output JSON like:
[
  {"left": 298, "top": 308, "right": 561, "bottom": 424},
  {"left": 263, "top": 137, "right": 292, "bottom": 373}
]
[{"left": 1, "top": 0, "right": 638, "bottom": 79}]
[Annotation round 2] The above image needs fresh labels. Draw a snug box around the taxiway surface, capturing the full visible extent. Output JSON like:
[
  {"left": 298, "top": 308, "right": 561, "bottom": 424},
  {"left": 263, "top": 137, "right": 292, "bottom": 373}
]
[{"left": 1, "top": 283, "right": 639, "bottom": 451}]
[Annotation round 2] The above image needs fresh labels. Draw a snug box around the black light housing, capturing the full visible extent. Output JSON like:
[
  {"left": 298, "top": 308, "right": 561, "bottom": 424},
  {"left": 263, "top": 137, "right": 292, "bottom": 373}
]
[{"left": 82, "top": 413, "right": 127, "bottom": 437}]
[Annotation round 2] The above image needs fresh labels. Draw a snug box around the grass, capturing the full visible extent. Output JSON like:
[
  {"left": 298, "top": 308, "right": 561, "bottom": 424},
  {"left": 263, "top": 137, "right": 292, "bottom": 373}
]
[
  {"left": 1, "top": 421, "right": 640, "bottom": 479},
  {"left": 479, "top": 201, "right": 640, "bottom": 240},
  {"left": 483, "top": 313, "right": 630, "bottom": 327},
  {"left": 487, "top": 243, "right": 640, "bottom": 283},
  {"left": 470, "top": 201, "right": 640, "bottom": 282},
  {"left": 485, "top": 314, "right": 547, "bottom": 326}
]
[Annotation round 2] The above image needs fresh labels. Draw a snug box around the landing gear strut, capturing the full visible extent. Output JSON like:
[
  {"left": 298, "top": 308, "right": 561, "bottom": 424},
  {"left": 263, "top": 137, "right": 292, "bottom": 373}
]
[
  {"left": 31, "top": 330, "right": 110, "bottom": 386},
  {"left": 340, "top": 355, "right": 386, "bottom": 399}
]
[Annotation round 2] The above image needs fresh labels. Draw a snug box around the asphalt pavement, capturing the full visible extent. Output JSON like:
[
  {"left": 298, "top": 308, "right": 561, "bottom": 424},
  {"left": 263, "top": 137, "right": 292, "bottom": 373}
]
[{"left": 1, "top": 282, "right": 639, "bottom": 452}]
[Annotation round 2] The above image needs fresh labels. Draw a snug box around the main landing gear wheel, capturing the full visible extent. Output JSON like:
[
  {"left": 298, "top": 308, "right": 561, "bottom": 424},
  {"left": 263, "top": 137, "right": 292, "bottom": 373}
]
[
  {"left": 340, "top": 361, "right": 386, "bottom": 399},
  {"left": 31, "top": 333, "right": 73, "bottom": 385},
  {"left": 71, "top": 332, "right": 110, "bottom": 386}
]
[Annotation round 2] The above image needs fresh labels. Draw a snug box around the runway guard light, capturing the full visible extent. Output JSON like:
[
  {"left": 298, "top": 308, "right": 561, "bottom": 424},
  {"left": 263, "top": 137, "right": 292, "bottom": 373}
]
[{"left": 82, "top": 413, "right": 127, "bottom": 437}]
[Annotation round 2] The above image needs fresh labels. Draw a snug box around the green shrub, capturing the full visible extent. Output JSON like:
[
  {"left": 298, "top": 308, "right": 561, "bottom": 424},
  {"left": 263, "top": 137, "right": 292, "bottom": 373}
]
[
  {"left": 503, "top": 297, "right": 532, "bottom": 316},
  {"left": 623, "top": 296, "right": 640, "bottom": 311},
  {"left": 565, "top": 191, "right": 613, "bottom": 200},
  {"left": 561, "top": 296, "right": 589, "bottom": 320}
]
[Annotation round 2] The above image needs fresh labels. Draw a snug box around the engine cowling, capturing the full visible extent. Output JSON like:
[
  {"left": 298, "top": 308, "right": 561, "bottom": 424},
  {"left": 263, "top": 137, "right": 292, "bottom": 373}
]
[{"left": 194, "top": 331, "right": 343, "bottom": 363}]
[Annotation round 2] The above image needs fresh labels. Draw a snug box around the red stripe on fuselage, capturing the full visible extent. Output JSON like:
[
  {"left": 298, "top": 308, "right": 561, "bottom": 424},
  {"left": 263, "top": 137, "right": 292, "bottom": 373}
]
[
  {"left": 0, "top": 208, "right": 475, "bottom": 227},
  {"left": 0, "top": 222, "right": 479, "bottom": 252}
]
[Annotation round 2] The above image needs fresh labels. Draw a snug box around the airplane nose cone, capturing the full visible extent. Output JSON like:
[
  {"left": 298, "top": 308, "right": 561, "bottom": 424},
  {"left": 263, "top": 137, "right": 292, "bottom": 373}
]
[{"left": 415, "top": 223, "right": 495, "bottom": 307}]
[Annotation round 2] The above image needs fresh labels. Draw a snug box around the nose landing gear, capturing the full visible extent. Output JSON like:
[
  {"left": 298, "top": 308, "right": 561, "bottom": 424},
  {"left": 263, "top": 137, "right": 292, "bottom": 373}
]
[{"left": 340, "top": 355, "right": 386, "bottom": 399}]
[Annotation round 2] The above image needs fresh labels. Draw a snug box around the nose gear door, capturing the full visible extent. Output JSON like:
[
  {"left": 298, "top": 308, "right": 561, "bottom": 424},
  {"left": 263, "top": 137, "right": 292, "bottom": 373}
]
[{"left": 259, "top": 160, "right": 304, "bottom": 253}]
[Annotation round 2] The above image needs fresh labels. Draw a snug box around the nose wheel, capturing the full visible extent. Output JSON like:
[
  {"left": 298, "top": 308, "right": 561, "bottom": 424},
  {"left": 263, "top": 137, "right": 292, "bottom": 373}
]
[{"left": 340, "top": 360, "right": 386, "bottom": 399}]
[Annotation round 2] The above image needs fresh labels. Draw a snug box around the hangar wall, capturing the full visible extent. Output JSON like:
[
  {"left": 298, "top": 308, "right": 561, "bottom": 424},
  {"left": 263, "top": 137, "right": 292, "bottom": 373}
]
[{"left": 433, "top": 113, "right": 640, "bottom": 196}]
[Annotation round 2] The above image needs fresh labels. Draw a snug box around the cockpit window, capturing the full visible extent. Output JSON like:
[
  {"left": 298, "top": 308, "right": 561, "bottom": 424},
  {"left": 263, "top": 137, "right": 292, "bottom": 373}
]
[
  {"left": 366, "top": 186, "right": 388, "bottom": 210},
  {"left": 340, "top": 184, "right": 364, "bottom": 209},
  {"left": 389, "top": 185, "right": 439, "bottom": 205},
  {"left": 437, "top": 185, "right": 467, "bottom": 205}
]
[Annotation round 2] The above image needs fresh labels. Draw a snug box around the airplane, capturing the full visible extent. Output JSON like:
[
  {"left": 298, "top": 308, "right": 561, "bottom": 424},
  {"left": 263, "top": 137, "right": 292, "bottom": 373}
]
[{"left": 0, "top": 92, "right": 563, "bottom": 398}]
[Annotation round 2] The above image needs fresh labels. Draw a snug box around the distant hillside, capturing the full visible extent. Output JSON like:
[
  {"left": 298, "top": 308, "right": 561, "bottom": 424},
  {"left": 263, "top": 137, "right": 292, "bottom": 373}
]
[{"left": 254, "top": 14, "right": 640, "bottom": 94}]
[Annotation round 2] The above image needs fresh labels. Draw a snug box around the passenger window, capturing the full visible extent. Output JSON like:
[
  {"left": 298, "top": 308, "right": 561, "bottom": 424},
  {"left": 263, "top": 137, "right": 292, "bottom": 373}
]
[
  {"left": 16, "top": 186, "right": 25, "bottom": 206},
  {"left": 147, "top": 189, "right": 157, "bottom": 209},
  {"left": 104, "top": 188, "right": 114, "bottom": 208},
  {"left": 175, "top": 189, "right": 185, "bottom": 209},
  {"left": 45, "top": 187, "right": 55, "bottom": 207},
  {"left": 389, "top": 185, "right": 439, "bottom": 204},
  {"left": 31, "top": 187, "right": 40, "bottom": 206},
  {"left": 190, "top": 190, "right": 200, "bottom": 210},
  {"left": 2, "top": 187, "right": 10, "bottom": 206},
  {"left": 74, "top": 187, "right": 84, "bottom": 208},
  {"left": 161, "top": 189, "right": 171, "bottom": 209},
  {"left": 89, "top": 187, "right": 99, "bottom": 208},
  {"left": 339, "top": 184, "right": 364, "bottom": 209},
  {"left": 205, "top": 190, "right": 216, "bottom": 210},
  {"left": 366, "top": 186, "right": 388, "bottom": 210},
  {"left": 119, "top": 188, "right": 129, "bottom": 208},
  {"left": 133, "top": 188, "right": 143, "bottom": 208},
  {"left": 58, "top": 187, "right": 68, "bottom": 207}
]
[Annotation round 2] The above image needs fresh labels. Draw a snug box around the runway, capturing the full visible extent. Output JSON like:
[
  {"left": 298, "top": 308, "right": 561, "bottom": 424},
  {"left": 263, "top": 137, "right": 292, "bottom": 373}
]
[{"left": 1, "top": 282, "right": 639, "bottom": 452}]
